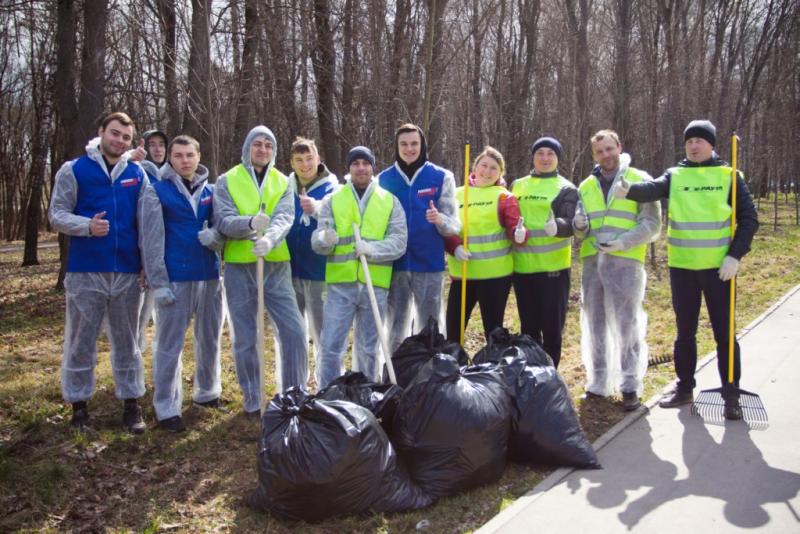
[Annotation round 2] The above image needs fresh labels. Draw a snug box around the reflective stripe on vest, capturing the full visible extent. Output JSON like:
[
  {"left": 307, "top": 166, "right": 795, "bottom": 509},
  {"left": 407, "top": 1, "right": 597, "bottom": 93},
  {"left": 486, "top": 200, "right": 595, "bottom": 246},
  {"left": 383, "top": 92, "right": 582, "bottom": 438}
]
[
  {"left": 578, "top": 168, "right": 647, "bottom": 263},
  {"left": 511, "top": 175, "right": 572, "bottom": 273},
  {"left": 326, "top": 185, "right": 394, "bottom": 288},
  {"left": 223, "top": 164, "right": 290, "bottom": 263},
  {"left": 667, "top": 165, "right": 733, "bottom": 270},
  {"left": 447, "top": 185, "right": 513, "bottom": 280}
]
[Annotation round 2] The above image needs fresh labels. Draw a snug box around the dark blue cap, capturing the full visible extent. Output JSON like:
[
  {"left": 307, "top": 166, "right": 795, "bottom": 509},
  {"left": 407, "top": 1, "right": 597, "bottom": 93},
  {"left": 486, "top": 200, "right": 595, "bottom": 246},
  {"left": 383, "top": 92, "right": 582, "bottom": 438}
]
[
  {"left": 531, "top": 136, "right": 562, "bottom": 160},
  {"left": 346, "top": 146, "right": 376, "bottom": 168}
]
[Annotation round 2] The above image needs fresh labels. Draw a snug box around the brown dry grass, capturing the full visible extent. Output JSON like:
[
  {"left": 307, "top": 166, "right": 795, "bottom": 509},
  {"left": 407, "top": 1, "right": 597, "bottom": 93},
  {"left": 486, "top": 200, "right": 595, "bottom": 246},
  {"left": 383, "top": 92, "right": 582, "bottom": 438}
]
[{"left": 1, "top": 198, "right": 798, "bottom": 533}]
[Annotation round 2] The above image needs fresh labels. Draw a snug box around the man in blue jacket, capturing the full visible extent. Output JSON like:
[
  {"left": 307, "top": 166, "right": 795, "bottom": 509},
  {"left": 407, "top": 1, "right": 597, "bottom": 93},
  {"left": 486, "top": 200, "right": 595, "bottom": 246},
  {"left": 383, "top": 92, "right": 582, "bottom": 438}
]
[
  {"left": 378, "top": 124, "right": 460, "bottom": 352},
  {"left": 49, "top": 111, "right": 147, "bottom": 433},
  {"left": 285, "top": 137, "right": 339, "bottom": 387},
  {"left": 141, "top": 135, "right": 225, "bottom": 432}
]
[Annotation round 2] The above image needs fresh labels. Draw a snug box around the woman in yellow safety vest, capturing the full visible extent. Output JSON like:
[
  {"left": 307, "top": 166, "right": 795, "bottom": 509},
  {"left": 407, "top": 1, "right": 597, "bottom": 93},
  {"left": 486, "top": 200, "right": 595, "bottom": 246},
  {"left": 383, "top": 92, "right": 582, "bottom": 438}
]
[{"left": 444, "top": 146, "right": 525, "bottom": 342}]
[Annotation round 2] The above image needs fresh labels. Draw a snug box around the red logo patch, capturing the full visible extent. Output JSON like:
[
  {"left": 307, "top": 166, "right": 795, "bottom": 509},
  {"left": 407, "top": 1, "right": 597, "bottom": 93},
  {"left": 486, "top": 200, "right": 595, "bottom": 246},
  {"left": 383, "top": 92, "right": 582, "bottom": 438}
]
[{"left": 417, "top": 187, "right": 438, "bottom": 198}]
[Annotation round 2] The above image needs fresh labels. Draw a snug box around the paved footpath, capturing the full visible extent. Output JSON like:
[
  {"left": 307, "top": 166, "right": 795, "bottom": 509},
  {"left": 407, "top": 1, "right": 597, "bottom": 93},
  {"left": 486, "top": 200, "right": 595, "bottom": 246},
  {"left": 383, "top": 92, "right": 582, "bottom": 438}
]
[{"left": 478, "top": 285, "right": 800, "bottom": 534}]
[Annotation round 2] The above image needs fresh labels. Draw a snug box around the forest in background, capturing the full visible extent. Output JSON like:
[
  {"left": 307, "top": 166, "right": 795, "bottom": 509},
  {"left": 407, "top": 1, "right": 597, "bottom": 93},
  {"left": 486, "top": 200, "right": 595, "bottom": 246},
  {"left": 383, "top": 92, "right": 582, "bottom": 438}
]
[{"left": 1, "top": 0, "right": 798, "bottom": 267}]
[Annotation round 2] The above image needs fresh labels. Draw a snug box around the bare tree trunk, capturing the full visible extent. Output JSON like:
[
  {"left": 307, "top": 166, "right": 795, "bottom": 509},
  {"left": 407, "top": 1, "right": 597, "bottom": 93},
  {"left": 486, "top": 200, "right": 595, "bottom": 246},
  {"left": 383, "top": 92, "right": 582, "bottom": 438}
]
[
  {"left": 156, "top": 0, "right": 180, "bottom": 136},
  {"left": 565, "top": 0, "right": 592, "bottom": 178},
  {"left": 613, "top": 0, "right": 632, "bottom": 147},
  {"left": 422, "top": 0, "right": 448, "bottom": 160},
  {"left": 234, "top": 0, "right": 258, "bottom": 144},
  {"left": 183, "top": 0, "right": 216, "bottom": 177},
  {"left": 264, "top": 0, "right": 300, "bottom": 145},
  {"left": 76, "top": 0, "right": 107, "bottom": 144},
  {"left": 312, "top": 0, "right": 342, "bottom": 173},
  {"left": 339, "top": 0, "right": 355, "bottom": 163}
]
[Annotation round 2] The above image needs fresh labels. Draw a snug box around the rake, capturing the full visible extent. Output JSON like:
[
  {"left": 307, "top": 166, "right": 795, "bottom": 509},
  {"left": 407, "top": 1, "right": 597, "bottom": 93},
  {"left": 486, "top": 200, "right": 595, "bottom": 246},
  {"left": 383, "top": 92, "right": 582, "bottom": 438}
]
[{"left": 691, "top": 134, "right": 767, "bottom": 428}]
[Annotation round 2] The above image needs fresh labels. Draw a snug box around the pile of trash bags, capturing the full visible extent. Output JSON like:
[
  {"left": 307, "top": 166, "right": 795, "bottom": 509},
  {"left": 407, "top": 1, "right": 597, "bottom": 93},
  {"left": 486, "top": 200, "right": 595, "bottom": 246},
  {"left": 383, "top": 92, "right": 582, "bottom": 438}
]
[{"left": 247, "top": 322, "right": 600, "bottom": 521}]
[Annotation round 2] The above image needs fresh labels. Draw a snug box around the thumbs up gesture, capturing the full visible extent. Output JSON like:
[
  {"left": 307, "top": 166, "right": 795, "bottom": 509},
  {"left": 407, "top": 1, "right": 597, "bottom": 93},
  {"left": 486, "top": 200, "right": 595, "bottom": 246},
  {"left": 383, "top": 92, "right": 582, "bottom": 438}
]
[
  {"left": 613, "top": 175, "right": 631, "bottom": 199},
  {"left": 131, "top": 139, "right": 147, "bottom": 163},
  {"left": 299, "top": 187, "right": 317, "bottom": 215},
  {"left": 89, "top": 211, "right": 109, "bottom": 237},
  {"left": 544, "top": 209, "right": 558, "bottom": 237},
  {"left": 425, "top": 199, "right": 443, "bottom": 225},
  {"left": 198, "top": 219, "right": 217, "bottom": 247},
  {"left": 514, "top": 217, "right": 527, "bottom": 244}
]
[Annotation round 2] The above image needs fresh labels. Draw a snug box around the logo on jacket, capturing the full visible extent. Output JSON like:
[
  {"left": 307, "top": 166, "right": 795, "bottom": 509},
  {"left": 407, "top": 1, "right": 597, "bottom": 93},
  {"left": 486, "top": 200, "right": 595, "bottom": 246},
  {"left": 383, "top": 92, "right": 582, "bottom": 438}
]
[
  {"left": 120, "top": 177, "right": 139, "bottom": 187},
  {"left": 201, "top": 195, "right": 213, "bottom": 205},
  {"left": 417, "top": 187, "right": 438, "bottom": 198}
]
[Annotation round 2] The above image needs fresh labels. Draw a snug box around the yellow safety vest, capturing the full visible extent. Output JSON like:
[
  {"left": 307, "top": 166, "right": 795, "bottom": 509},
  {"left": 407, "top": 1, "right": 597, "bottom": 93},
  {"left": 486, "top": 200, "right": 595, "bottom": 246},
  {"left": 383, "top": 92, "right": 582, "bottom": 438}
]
[
  {"left": 447, "top": 185, "right": 513, "bottom": 280},
  {"left": 667, "top": 165, "right": 733, "bottom": 270},
  {"left": 512, "top": 175, "right": 572, "bottom": 273},
  {"left": 578, "top": 167, "right": 647, "bottom": 263},
  {"left": 326, "top": 185, "right": 394, "bottom": 288},
  {"left": 223, "top": 163, "right": 291, "bottom": 263}
]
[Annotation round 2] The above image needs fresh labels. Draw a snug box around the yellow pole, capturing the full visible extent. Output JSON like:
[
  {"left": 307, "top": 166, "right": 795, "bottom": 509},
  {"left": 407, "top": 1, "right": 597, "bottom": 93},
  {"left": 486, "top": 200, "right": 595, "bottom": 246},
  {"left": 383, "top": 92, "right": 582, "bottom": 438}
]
[
  {"left": 727, "top": 134, "right": 739, "bottom": 384},
  {"left": 459, "top": 142, "right": 470, "bottom": 346}
]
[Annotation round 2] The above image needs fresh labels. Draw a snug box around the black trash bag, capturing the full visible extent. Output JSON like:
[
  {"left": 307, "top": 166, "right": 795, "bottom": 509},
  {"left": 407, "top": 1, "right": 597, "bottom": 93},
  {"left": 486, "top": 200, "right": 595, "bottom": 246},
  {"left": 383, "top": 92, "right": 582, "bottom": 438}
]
[
  {"left": 393, "top": 354, "right": 512, "bottom": 498},
  {"left": 501, "top": 355, "right": 601, "bottom": 469},
  {"left": 316, "top": 371, "right": 403, "bottom": 430},
  {"left": 247, "top": 388, "right": 433, "bottom": 521},
  {"left": 474, "top": 328, "right": 553, "bottom": 366},
  {"left": 388, "top": 317, "right": 469, "bottom": 388}
]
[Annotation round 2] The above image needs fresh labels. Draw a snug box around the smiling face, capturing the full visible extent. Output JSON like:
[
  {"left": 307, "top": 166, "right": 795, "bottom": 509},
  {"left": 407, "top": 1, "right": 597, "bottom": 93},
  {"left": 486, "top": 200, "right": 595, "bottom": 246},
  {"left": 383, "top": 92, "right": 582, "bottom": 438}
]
[
  {"left": 291, "top": 150, "right": 320, "bottom": 185},
  {"left": 169, "top": 142, "right": 200, "bottom": 180},
  {"left": 397, "top": 131, "right": 422, "bottom": 165},
  {"left": 98, "top": 120, "right": 134, "bottom": 163},
  {"left": 533, "top": 147, "right": 558, "bottom": 174},
  {"left": 591, "top": 136, "right": 621, "bottom": 174},
  {"left": 685, "top": 137, "right": 714, "bottom": 163},
  {"left": 250, "top": 136, "right": 274, "bottom": 172},
  {"left": 349, "top": 159, "right": 374, "bottom": 188},
  {"left": 473, "top": 155, "right": 502, "bottom": 187}
]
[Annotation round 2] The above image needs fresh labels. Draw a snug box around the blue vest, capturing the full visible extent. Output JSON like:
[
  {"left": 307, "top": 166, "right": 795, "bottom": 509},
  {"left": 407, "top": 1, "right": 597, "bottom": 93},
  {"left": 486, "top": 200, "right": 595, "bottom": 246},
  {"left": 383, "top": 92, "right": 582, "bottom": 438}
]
[
  {"left": 379, "top": 161, "right": 445, "bottom": 272},
  {"left": 287, "top": 179, "right": 336, "bottom": 281},
  {"left": 152, "top": 179, "right": 220, "bottom": 282},
  {"left": 67, "top": 156, "right": 143, "bottom": 273}
]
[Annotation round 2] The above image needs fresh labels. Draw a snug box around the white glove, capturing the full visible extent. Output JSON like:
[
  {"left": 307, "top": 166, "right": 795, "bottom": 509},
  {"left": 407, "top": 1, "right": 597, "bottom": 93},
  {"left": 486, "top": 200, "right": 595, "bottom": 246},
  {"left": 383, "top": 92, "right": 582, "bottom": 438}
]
[
  {"left": 718, "top": 256, "right": 740, "bottom": 281},
  {"left": 252, "top": 236, "right": 273, "bottom": 257},
  {"left": 573, "top": 201, "right": 589, "bottom": 231},
  {"left": 250, "top": 212, "right": 270, "bottom": 232},
  {"left": 154, "top": 287, "right": 176, "bottom": 306},
  {"left": 596, "top": 239, "right": 625, "bottom": 253},
  {"left": 514, "top": 217, "right": 527, "bottom": 244},
  {"left": 544, "top": 210, "right": 558, "bottom": 237},
  {"left": 613, "top": 176, "right": 631, "bottom": 199},
  {"left": 197, "top": 221, "right": 216, "bottom": 247},
  {"left": 355, "top": 240, "right": 374, "bottom": 258},
  {"left": 319, "top": 228, "right": 339, "bottom": 247},
  {"left": 454, "top": 245, "right": 471, "bottom": 261}
]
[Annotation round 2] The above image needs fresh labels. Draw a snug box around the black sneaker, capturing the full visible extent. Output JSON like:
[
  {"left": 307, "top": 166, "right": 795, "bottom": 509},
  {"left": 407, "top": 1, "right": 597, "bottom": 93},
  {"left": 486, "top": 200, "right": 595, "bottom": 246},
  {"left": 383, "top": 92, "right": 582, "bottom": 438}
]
[
  {"left": 122, "top": 402, "right": 146, "bottom": 434},
  {"left": 71, "top": 403, "right": 90, "bottom": 429},
  {"left": 658, "top": 389, "right": 693, "bottom": 408},
  {"left": 158, "top": 415, "right": 186, "bottom": 433},
  {"left": 622, "top": 391, "right": 641, "bottom": 411},
  {"left": 724, "top": 398, "right": 743, "bottom": 420}
]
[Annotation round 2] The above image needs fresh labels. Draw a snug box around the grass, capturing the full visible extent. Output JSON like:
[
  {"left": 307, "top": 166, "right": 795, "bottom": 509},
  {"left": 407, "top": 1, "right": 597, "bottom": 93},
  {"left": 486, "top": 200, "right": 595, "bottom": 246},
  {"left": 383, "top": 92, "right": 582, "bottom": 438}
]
[{"left": 1, "top": 197, "right": 799, "bottom": 532}]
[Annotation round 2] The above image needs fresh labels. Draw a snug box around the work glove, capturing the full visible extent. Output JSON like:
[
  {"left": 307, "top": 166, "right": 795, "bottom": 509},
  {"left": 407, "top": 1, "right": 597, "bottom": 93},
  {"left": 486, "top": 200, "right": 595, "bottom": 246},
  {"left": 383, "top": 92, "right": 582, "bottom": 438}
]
[
  {"left": 514, "top": 217, "right": 527, "bottom": 244},
  {"left": 613, "top": 176, "right": 631, "bottom": 199},
  {"left": 154, "top": 287, "right": 176, "bottom": 306},
  {"left": 425, "top": 200, "right": 444, "bottom": 225},
  {"left": 544, "top": 210, "right": 558, "bottom": 237},
  {"left": 252, "top": 235, "right": 274, "bottom": 257},
  {"left": 197, "top": 221, "right": 217, "bottom": 247},
  {"left": 250, "top": 212, "right": 270, "bottom": 232},
  {"left": 573, "top": 201, "right": 589, "bottom": 231},
  {"left": 596, "top": 239, "right": 625, "bottom": 254},
  {"left": 355, "top": 240, "right": 374, "bottom": 258},
  {"left": 454, "top": 245, "right": 471, "bottom": 261},
  {"left": 319, "top": 228, "right": 339, "bottom": 247},
  {"left": 718, "top": 256, "right": 740, "bottom": 281}
]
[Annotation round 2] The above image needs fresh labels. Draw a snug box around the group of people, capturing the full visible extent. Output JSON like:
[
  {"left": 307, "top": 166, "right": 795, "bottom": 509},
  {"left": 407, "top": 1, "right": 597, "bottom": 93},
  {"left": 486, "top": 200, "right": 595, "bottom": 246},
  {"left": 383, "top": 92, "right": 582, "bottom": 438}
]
[{"left": 49, "top": 111, "right": 757, "bottom": 434}]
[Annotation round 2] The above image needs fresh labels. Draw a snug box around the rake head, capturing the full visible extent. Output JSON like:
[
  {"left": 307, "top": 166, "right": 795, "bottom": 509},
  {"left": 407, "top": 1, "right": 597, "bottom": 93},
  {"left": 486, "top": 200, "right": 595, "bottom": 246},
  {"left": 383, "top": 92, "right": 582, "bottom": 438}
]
[
  {"left": 691, "top": 387, "right": 768, "bottom": 429},
  {"left": 648, "top": 354, "right": 673, "bottom": 368}
]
